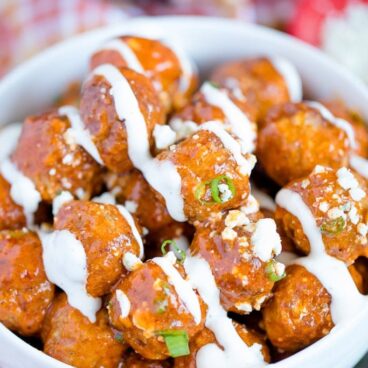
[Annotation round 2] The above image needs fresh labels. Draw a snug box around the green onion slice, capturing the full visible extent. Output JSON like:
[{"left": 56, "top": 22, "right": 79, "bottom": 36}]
[
  {"left": 194, "top": 175, "right": 235, "bottom": 204},
  {"left": 161, "top": 240, "right": 186, "bottom": 263},
  {"left": 114, "top": 331, "right": 124, "bottom": 344},
  {"left": 157, "top": 330, "right": 190, "bottom": 358},
  {"left": 320, "top": 216, "right": 345, "bottom": 235},
  {"left": 265, "top": 260, "right": 286, "bottom": 282}
]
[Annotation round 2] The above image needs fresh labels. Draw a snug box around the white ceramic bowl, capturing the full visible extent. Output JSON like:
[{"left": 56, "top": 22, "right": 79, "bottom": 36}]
[{"left": 0, "top": 16, "right": 367, "bottom": 368}]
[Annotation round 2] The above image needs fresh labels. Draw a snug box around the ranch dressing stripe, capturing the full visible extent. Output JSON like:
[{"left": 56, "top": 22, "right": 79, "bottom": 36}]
[
  {"left": 153, "top": 252, "right": 202, "bottom": 325},
  {"left": 200, "top": 121, "right": 254, "bottom": 176},
  {"left": 59, "top": 106, "right": 103, "bottom": 165},
  {"left": 184, "top": 256, "right": 265, "bottom": 368},
  {"left": 201, "top": 82, "right": 256, "bottom": 153},
  {"left": 92, "top": 64, "right": 186, "bottom": 222},
  {"left": 96, "top": 39, "right": 145, "bottom": 74},
  {"left": 270, "top": 57, "right": 302, "bottom": 102},
  {"left": 39, "top": 229, "right": 102, "bottom": 323},
  {"left": 275, "top": 189, "right": 367, "bottom": 324}
]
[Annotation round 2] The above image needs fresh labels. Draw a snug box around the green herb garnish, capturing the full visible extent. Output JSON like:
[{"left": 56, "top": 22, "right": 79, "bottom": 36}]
[
  {"left": 157, "top": 330, "right": 190, "bottom": 358},
  {"left": 320, "top": 216, "right": 345, "bottom": 235},
  {"left": 194, "top": 175, "right": 235, "bottom": 204},
  {"left": 265, "top": 260, "right": 286, "bottom": 282},
  {"left": 114, "top": 331, "right": 124, "bottom": 344},
  {"left": 161, "top": 240, "right": 186, "bottom": 264}
]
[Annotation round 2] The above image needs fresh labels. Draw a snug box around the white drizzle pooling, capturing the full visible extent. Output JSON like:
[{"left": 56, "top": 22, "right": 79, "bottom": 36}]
[
  {"left": 184, "top": 256, "right": 265, "bottom": 368},
  {"left": 275, "top": 189, "right": 367, "bottom": 324},
  {"left": 116, "top": 204, "right": 144, "bottom": 259},
  {"left": 305, "top": 101, "right": 368, "bottom": 179},
  {"left": 201, "top": 82, "right": 256, "bottom": 153},
  {"left": 92, "top": 64, "right": 186, "bottom": 221},
  {"left": 97, "top": 39, "right": 144, "bottom": 74},
  {"left": 1, "top": 159, "right": 41, "bottom": 226},
  {"left": 59, "top": 105, "right": 103, "bottom": 165},
  {"left": 39, "top": 229, "right": 101, "bottom": 322},
  {"left": 116, "top": 289, "right": 131, "bottom": 318},
  {"left": 0, "top": 123, "right": 41, "bottom": 226},
  {"left": 270, "top": 57, "right": 302, "bottom": 102},
  {"left": 152, "top": 252, "right": 201, "bottom": 325},
  {"left": 200, "top": 121, "right": 255, "bottom": 176}
]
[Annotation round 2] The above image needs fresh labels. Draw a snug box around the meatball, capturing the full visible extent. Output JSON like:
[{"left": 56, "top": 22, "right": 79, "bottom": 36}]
[
  {"left": 210, "top": 57, "right": 301, "bottom": 122},
  {"left": 170, "top": 81, "right": 256, "bottom": 148},
  {"left": 275, "top": 166, "right": 368, "bottom": 264},
  {"left": 156, "top": 127, "right": 255, "bottom": 223},
  {"left": 105, "top": 170, "right": 174, "bottom": 232},
  {"left": 0, "top": 174, "right": 26, "bottom": 229},
  {"left": 90, "top": 35, "right": 197, "bottom": 112},
  {"left": 190, "top": 210, "right": 283, "bottom": 313},
  {"left": 262, "top": 264, "right": 334, "bottom": 353},
  {"left": 257, "top": 102, "right": 350, "bottom": 185},
  {"left": 108, "top": 253, "right": 206, "bottom": 360},
  {"left": 122, "top": 351, "right": 172, "bottom": 368},
  {"left": 11, "top": 110, "right": 102, "bottom": 202},
  {"left": 42, "top": 293, "right": 125, "bottom": 368},
  {"left": 55, "top": 200, "right": 143, "bottom": 297},
  {"left": 174, "top": 323, "right": 270, "bottom": 368},
  {"left": 0, "top": 229, "right": 55, "bottom": 335},
  {"left": 80, "top": 66, "right": 165, "bottom": 173}
]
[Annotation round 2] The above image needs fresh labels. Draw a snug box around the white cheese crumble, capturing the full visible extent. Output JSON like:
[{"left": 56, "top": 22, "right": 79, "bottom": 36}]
[
  {"left": 218, "top": 183, "right": 233, "bottom": 202},
  {"left": 235, "top": 302, "right": 252, "bottom": 313},
  {"left": 251, "top": 218, "right": 282, "bottom": 262},
  {"left": 357, "top": 223, "right": 368, "bottom": 237},
  {"left": 153, "top": 124, "right": 177, "bottom": 150},
  {"left": 337, "top": 167, "right": 366, "bottom": 201},
  {"left": 221, "top": 227, "right": 238, "bottom": 241},
  {"left": 241, "top": 194, "right": 260, "bottom": 215},
  {"left": 52, "top": 191, "right": 73, "bottom": 216},
  {"left": 224, "top": 210, "right": 249, "bottom": 229},
  {"left": 123, "top": 252, "right": 142, "bottom": 271},
  {"left": 125, "top": 200, "right": 138, "bottom": 214}
]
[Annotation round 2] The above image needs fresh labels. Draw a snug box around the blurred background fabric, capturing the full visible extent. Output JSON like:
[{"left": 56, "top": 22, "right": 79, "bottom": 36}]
[{"left": 0, "top": 0, "right": 368, "bottom": 84}]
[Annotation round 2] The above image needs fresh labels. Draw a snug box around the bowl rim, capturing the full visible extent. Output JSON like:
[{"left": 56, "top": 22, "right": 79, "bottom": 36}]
[{"left": 0, "top": 15, "right": 367, "bottom": 368}]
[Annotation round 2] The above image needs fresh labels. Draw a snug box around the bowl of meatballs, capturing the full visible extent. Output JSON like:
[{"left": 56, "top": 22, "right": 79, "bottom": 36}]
[{"left": 0, "top": 16, "right": 367, "bottom": 368}]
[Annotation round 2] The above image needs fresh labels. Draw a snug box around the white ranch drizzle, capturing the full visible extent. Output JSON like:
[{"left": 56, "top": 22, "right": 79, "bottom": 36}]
[
  {"left": 269, "top": 57, "right": 303, "bottom": 102},
  {"left": 59, "top": 105, "right": 103, "bottom": 165},
  {"left": 163, "top": 40, "right": 196, "bottom": 93},
  {"left": 305, "top": 101, "right": 368, "bottom": 179},
  {"left": 200, "top": 121, "right": 254, "bottom": 176},
  {"left": 96, "top": 39, "right": 144, "bottom": 74},
  {"left": 184, "top": 255, "right": 265, "bottom": 368},
  {"left": 116, "top": 289, "right": 131, "bottom": 318},
  {"left": 92, "top": 191, "right": 144, "bottom": 259},
  {"left": 200, "top": 82, "right": 256, "bottom": 153},
  {"left": 152, "top": 252, "right": 202, "bottom": 325},
  {"left": 275, "top": 189, "right": 367, "bottom": 323},
  {"left": 0, "top": 123, "right": 41, "bottom": 226},
  {"left": 92, "top": 64, "right": 186, "bottom": 221},
  {"left": 39, "top": 229, "right": 102, "bottom": 323},
  {"left": 169, "top": 118, "right": 199, "bottom": 141}
]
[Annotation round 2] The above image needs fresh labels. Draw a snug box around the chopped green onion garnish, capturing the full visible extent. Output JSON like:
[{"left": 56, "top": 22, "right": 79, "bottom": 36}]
[
  {"left": 114, "top": 331, "right": 124, "bottom": 344},
  {"left": 265, "top": 260, "right": 286, "bottom": 282},
  {"left": 157, "top": 330, "right": 190, "bottom": 358},
  {"left": 194, "top": 175, "right": 235, "bottom": 204},
  {"left": 155, "top": 298, "right": 168, "bottom": 314},
  {"left": 208, "top": 81, "right": 220, "bottom": 89},
  {"left": 161, "top": 240, "right": 186, "bottom": 263},
  {"left": 320, "top": 216, "right": 345, "bottom": 235}
]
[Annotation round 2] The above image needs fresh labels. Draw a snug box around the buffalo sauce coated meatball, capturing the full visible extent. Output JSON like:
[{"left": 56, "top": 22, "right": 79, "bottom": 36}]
[
  {"left": 0, "top": 229, "right": 54, "bottom": 335},
  {"left": 174, "top": 323, "right": 270, "bottom": 368},
  {"left": 275, "top": 166, "right": 368, "bottom": 264},
  {"left": 80, "top": 66, "right": 165, "bottom": 173},
  {"left": 262, "top": 264, "right": 334, "bottom": 353},
  {"left": 122, "top": 351, "right": 172, "bottom": 368},
  {"left": 108, "top": 253, "right": 206, "bottom": 360},
  {"left": 0, "top": 174, "right": 26, "bottom": 229},
  {"left": 156, "top": 129, "right": 255, "bottom": 223},
  {"left": 54, "top": 200, "right": 142, "bottom": 297},
  {"left": 11, "top": 110, "right": 102, "bottom": 202},
  {"left": 105, "top": 170, "right": 174, "bottom": 232},
  {"left": 42, "top": 293, "right": 125, "bottom": 368},
  {"left": 90, "top": 35, "right": 197, "bottom": 112},
  {"left": 170, "top": 82, "right": 255, "bottom": 142},
  {"left": 257, "top": 103, "right": 350, "bottom": 186},
  {"left": 210, "top": 57, "right": 301, "bottom": 122},
  {"left": 191, "top": 209, "right": 283, "bottom": 313}
]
